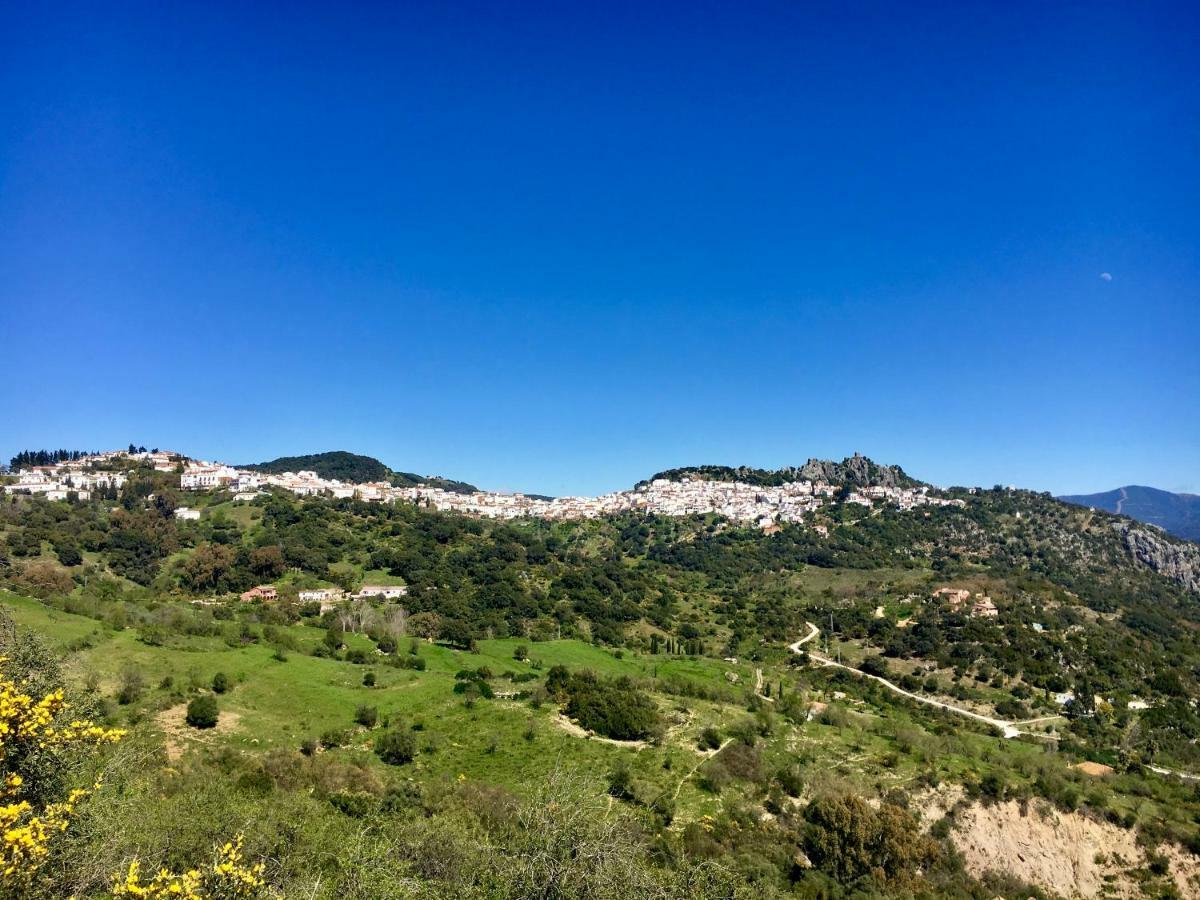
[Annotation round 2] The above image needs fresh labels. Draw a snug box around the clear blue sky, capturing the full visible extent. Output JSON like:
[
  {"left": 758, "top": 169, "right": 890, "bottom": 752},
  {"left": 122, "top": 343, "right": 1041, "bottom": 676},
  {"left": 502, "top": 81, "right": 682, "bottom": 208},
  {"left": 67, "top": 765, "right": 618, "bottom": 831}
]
[{"left": 3, "top": 1, "right": 1197, "bottom": 496}]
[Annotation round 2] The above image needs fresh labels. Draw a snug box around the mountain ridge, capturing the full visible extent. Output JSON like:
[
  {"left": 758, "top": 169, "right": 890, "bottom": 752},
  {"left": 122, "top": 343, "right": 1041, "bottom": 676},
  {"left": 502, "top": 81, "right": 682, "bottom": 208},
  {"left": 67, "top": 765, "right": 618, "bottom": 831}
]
[{"left": 1059, "top": 484, "right": 1200, "bottom": 543}]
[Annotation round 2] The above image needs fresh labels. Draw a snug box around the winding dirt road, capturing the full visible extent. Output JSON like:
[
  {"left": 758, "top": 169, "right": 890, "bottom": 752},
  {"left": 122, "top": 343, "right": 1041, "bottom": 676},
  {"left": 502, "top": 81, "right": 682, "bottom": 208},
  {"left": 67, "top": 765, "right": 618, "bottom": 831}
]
[
  {"left": 790, "top": 622, "right": 1055, "bottom": 739},
  {"left": 790, "top": 623, "right": 1200, "bottom": 782}
]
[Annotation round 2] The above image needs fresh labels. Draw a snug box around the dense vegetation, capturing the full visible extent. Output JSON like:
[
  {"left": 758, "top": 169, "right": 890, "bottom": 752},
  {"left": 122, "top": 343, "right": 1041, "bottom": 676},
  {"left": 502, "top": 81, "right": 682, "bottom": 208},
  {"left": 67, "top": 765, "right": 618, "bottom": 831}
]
[
  {"left": 238, "top": 450, "right": 478, "bottom": 493},
  {"left": 3, "top": 459, "right": 1200, "bottom": 897}
]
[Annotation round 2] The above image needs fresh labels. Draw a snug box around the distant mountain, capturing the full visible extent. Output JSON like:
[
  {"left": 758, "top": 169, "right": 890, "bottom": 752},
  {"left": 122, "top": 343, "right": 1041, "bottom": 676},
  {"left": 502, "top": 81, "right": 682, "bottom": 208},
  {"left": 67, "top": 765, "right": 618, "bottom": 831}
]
[
  {"left": 1059, "top": 485, "right": 1200, "bottom": 542},
  {"left": 238, "top": 450, "right": 477, "bottom": 494},
  {"left": 643, "top": 454, "right": 921, "bottom": 489}
]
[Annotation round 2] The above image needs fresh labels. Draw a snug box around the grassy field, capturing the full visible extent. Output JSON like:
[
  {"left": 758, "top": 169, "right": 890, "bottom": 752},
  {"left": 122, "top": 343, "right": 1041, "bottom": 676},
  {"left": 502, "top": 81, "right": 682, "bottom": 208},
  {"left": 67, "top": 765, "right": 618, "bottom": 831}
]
[{"left": 6, "top": 587, "right": 1195, "bottom": 839}]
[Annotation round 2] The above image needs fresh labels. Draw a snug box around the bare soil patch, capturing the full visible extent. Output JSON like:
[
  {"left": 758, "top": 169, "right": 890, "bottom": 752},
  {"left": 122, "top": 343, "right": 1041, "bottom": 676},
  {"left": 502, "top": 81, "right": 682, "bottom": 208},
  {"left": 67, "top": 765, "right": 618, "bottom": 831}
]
[
  {"left": 155, "top": 702, "right": 243, "bottom": 761},
  {"left": 915, "top": 788, "right": 1200, "bottom": 898}
]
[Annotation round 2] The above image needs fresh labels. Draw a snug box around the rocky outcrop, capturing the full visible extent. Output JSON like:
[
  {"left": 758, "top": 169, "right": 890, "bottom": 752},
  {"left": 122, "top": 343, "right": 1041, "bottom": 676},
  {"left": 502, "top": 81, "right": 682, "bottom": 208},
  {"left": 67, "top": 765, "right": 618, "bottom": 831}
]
[
  {"left": 1115, "top": 522, "right": 1200, "bottom": 593},
  {"left": 797, "top": 453, "right": 917, "bottom": 488},
  {"left": 643, "top": 454, "right": 919, "bottom": 489}
]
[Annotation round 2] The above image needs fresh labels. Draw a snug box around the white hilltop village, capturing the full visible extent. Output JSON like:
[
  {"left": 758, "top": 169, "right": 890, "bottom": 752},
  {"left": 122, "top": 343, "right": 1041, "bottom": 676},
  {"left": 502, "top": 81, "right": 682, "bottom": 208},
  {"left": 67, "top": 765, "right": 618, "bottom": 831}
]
[{"left": 4, "top": 447, "right": 965, "bottom": 528}]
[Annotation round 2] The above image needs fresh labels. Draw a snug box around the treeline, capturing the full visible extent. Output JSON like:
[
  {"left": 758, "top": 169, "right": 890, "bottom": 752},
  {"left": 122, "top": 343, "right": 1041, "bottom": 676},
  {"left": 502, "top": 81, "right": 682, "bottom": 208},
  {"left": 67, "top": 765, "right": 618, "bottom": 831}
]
[{"left": 9, "top": 449, "right": 103, "bottom": 468}]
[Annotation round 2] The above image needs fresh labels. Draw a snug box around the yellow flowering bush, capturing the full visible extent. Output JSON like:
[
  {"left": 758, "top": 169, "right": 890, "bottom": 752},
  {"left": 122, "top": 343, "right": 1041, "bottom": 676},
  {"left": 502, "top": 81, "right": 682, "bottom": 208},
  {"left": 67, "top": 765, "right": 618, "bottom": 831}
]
[
  {"left": 0, "top": 658, "right": 124, "bottom": 885},
  {"left": 112, "top": 835, "right": 273, "bottom": 899}
]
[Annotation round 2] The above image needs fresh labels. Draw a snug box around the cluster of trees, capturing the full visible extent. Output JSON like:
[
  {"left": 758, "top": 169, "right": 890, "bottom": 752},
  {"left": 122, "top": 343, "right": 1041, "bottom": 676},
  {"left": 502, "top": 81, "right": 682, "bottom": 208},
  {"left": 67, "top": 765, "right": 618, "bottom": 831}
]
[
  {"left": 546, "top": 666, "right": 662, "bottom": 741},
  {"left": 8, "top": 449, "right": 104, "bottom": 469}
]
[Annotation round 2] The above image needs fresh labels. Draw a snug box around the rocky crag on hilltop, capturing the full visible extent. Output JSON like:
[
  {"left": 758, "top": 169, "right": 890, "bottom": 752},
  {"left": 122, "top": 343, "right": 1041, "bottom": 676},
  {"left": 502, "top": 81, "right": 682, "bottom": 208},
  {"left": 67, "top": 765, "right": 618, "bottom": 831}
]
[{"left": 645, "top": 453, "right": 919, "bottom": 489}]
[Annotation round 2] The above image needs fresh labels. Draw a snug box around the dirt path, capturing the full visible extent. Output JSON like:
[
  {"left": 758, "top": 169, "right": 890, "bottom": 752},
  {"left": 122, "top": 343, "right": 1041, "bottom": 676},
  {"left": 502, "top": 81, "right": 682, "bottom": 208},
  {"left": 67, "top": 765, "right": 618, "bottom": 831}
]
[
  {"left": 1148, "top": 764, "right": 1200, "bottom": 782},
  {"left": 791, "top": 623, "right": 1200, "bottom": 787},
  {"left": 1115, "top": 486, "right": 1128, "bottom": 515},
  {"left": 672, "top": 738, "right": 733, "bottom": 801},
  {"left": 753, "top": 667, "right": 775, "bottom": 702}
]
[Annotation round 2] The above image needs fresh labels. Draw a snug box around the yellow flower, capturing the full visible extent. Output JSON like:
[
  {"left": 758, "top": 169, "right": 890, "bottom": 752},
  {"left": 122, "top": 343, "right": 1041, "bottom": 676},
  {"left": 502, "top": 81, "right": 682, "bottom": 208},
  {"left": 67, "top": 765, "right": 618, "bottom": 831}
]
[{"left": 0, "top": 662, "right": 124, "bottom": 885}]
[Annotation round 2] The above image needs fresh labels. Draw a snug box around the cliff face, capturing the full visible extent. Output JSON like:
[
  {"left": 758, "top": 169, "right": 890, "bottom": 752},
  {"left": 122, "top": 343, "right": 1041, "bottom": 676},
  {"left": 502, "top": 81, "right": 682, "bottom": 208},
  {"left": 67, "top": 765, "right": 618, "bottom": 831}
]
[{"left": 1115, "top": 522, "right": 1200, "bottom": 593}]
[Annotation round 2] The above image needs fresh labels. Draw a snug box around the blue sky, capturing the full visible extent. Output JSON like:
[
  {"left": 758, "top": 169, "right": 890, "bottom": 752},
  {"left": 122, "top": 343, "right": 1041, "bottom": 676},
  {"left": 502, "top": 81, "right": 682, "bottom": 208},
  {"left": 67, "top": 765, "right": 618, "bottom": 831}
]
[{"left": 2, "top": 1, "right": 1197, "bottom": 496}]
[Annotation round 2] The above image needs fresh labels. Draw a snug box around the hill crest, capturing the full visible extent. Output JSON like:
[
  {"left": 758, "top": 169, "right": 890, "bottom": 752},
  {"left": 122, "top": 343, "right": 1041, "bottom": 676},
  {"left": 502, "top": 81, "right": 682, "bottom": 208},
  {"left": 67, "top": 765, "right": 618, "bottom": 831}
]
[
  {"left": 238, "top": 450, "right": 477, "bottom": 494},
  {"left": 643, "top": 454, "right": 920, "bottom": 489}
]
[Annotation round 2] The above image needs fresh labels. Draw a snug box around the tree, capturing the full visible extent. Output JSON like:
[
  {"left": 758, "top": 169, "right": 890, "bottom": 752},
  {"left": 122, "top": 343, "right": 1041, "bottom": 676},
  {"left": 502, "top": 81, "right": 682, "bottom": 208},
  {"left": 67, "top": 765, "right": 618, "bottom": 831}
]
[
  {"left": 248, "top": 545, "right": 285, "bottom": 579},
  {"left": 181, "top": 543, "right": 237, "bottom": 593},
  {"left": 186, "top": 694, "right": 219, "bottom": 729},
  {"left": 803, "top": 793, "right": 939, "bottom": 887},
  {"left": 13, "top": 560, "right": 74, "bottom": 599}
]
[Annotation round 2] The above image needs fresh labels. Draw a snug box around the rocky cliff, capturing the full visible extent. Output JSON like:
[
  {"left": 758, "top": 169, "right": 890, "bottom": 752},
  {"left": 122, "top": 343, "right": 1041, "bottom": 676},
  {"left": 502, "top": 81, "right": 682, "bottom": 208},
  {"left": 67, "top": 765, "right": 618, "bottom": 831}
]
[{"left": 1115, "top": 522, "right": 1200, "bottom": 593}]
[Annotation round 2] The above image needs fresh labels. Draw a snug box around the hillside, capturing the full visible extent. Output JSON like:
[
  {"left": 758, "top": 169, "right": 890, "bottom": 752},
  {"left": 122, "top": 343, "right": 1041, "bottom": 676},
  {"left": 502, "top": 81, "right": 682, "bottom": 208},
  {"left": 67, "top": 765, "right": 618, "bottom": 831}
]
[
  {"left": 5, "top": 465, "right": 1200, "bottom": 898},
  {"left": 1059, "top": 485, "right": 1200, "bottom": 543},
  {"left": 239, "top": 450, "right": 477, "bottom": 493},
  {"left": 644, "top": 453, "right": 920, "bottom": 488}
]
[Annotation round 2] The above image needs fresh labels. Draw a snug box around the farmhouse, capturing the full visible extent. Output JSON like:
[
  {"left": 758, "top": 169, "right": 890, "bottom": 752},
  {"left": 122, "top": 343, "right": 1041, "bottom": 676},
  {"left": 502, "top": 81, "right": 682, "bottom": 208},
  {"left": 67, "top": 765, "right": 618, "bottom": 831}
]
[{"left": 354, "top": 584, "right": 407, "bottom": 600}]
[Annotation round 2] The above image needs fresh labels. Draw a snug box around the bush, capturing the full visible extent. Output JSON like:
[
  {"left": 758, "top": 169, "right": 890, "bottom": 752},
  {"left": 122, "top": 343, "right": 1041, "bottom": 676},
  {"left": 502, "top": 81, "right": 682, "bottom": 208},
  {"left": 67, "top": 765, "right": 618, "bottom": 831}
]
[
  {"left": 321, "top": 728, "right": 349, "bottom": 749},
  {"left": 211, "top": 672, "right": 229, "bottom": 694},
  {"left": 117, "top": 664, "right": 145, "bottom": 705},
  {"left": 606, "top": 758, "right": 634, "bottom": 799},
  {"left": 777, "top": 764, "right": 804, "bottom": 797},
  {"left": 375, "top": 727, "right": 417, "bottom": 765},
  {"left": 363, "top": 671, "right": 376, "bottom": 687},
  {"left": 698, "top": 726, "right": 723, "bottom": 750},
  {"left": 355, "top": 704, "right": 379, "bottom": 728},
  {"left": 329, "top": 789, "right": 378, "bottom": 818},
  {"left": 185, "top": 694, "right": 219, "bottom": 729}
]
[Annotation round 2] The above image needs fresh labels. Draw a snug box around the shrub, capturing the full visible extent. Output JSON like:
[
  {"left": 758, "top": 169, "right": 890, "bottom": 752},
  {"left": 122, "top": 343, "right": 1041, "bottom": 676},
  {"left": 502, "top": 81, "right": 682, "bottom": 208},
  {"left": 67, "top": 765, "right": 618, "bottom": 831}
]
[
  {"left": 355, "top": 704, "right": 379, "bottom": 728},
  {"left": 363, "top": 671, "right": 376, "bottom": 687},
  {"left": 606, "top": 758, "right": 634, "bottom": 800},
  {"left": 117, "top": 664, "right": 145, "bottom": 705},
  {"left": 186, "top": 694, "right": 219, "bottom": 729},
  {"left": 698, "top": 726, "right": 723, "bottom": 750},
  {"left": 375, "top": 727, "right": 417, "bottom": 765},
  {"left": 777, "top": 764, "right": 805, "bottom": 797},
  {"left": 321, "top": 728, "right": 349, "bottom": 749},
  {"left": 212, "top": 672, "right": 229, "bottom": 694},
  {"left": 329, "top": 789, "right": 378, "bottom": 818}
]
